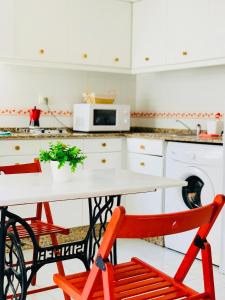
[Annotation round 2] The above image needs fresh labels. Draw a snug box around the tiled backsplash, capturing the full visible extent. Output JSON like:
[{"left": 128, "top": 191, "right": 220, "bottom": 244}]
[{"left": 0, "top": 108, "right": 222, "bottom": 119}]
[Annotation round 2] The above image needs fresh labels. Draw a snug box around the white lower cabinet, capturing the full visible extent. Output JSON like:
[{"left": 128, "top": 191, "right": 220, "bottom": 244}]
[
  {"left": 125, "top": 139, "right": 164, "bottom": 215},
  {"left": 84, "top": 152, "right": 121, "bottom": 170},
  {"left": 0, "top": 137, "right": 123, "bottom": 228},
  {"left": 82, "top": 138, "right": 123, "bottom": 225}
]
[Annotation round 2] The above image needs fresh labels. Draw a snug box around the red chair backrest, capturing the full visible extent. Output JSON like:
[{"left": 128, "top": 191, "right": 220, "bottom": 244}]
[
  {"left": 0, "top": 159, "right": 42, "bottom": 174},
  {"left": 98, "top": 194, "right": 225, "bottom": 260}
]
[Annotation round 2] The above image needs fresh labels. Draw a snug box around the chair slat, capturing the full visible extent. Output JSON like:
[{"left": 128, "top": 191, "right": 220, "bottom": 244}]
[{"left": 117, "top": 203, "right": 215, "bottom": 239}]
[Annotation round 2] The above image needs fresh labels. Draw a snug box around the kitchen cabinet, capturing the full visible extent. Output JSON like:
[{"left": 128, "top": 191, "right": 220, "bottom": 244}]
[
  {"left": 132, "top": 0, "right": 166, "bottom": 69},
  {"left": 0, "top": 0, "right": 15, "bottom": 58},
  {"left": 208, "top": 0, "right": 225, "bottom": 60},
  {"left": 1, "top": 0, "right": 225, "bottom": 73},
  {"left": 12, "top": 0, "right": 131, "bottom": 70},
  {"left": 15, "top": 0, "right": 70, "bottom": 62},
  {"left": 82, "top": 138, "right": 123, "bottom": 225},
  {"left": 166, "top": 0, "right": 210, "bottom": 64},
  {"left": 0, "top": 137, "right": 123, "bottom": 228},
  {"left": 69, "top": 0, "right": 131, "bottom": 69},
  {"left": 125, "top": 138, "right": 164, "bottom": 215}
]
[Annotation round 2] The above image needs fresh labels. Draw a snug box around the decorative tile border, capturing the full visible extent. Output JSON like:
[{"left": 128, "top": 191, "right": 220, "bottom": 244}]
[
  {"left": 131, "top": 111, "right": 223, "bottom": 119},
  {"left": 0, "top": 108, "right": 72, "bottom": 117},
  {"left": 0, "top": 109, "right": 223, "bottom": 120}
]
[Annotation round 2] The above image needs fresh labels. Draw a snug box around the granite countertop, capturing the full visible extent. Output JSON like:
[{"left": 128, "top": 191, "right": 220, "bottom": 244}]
[{"left": 0, "top": 128, "right": 223, "bottom": 144}]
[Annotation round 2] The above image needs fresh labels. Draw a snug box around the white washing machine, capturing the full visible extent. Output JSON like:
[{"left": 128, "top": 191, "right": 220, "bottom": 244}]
[{"left": 165, "top": 142, "right": 223, "bottom": 266}]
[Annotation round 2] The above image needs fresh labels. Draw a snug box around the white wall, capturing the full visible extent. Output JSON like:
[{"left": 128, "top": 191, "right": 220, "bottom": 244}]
[
  {"left": 0, "top": 65, "right": 136, "bottom": 128},
  {"left": 135, "top": 65, "right": 225, "bottom": 130},
  {"left": 1, "top": 64, "right": 225, "bottom": 130}
]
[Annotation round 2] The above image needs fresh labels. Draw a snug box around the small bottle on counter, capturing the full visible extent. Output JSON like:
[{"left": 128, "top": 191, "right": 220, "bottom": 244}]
[{"left": 196, "top": 124, "right": 201, "bottom": 136}]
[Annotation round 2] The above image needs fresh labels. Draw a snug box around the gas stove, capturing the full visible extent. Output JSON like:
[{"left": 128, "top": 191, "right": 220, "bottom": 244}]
[{"left": 28, "top": 128, "right": 68, "bottom": 135}]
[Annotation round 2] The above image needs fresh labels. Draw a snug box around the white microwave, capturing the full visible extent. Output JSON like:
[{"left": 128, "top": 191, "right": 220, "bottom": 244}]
[{"left": 73, "top": 104, "right": 130, "bottom": 132}]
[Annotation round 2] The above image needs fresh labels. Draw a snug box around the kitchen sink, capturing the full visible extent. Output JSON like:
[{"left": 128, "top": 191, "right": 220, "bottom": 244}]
[{"left": 169, "top": 134, "right": 196, "bottom": 138}]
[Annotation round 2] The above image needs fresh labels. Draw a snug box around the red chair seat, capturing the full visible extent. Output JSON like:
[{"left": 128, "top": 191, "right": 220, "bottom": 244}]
[
  {"left": 7, "top": 220, "right": 69, "bottom": 239},
  {"left": 55, "top": 258, "right": 201, "bottom": 299}
]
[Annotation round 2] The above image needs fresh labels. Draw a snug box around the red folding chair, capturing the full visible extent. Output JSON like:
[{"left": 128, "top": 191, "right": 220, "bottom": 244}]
[
  {"left": 54, "top": 194, "right": 225, "bottom": 300},
  {"left": 0, "top": 159, "right": 70, "bottom": 300}
]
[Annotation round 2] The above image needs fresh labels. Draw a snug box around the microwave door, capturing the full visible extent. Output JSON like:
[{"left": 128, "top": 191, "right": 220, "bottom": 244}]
[{"left": 93, "top": 109, "right": 117, "bottom": 128}]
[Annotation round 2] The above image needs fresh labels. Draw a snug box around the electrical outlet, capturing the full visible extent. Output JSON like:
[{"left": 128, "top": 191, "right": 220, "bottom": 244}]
[{"left": 38, "top": 96, "right": 49, "bottom": 105}]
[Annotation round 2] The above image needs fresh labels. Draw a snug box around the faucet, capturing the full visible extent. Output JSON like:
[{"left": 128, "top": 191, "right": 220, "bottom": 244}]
[{"left": 176, "top": 119, "right": 192, "bottom": 133}]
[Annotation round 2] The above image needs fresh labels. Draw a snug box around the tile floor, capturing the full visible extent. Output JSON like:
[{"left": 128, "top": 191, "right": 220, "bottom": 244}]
[{"left": 25, "top": 239, "right": 225, "bottom": 299}]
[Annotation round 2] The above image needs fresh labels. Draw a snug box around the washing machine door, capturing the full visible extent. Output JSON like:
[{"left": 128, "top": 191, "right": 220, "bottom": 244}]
[{"left": 181, "top": 166, "right": 215, "bottom": 209}]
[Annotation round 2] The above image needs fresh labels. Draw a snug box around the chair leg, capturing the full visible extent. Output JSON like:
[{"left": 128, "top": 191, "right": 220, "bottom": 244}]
[
  {"left": 102, "top": 263, "right": 115, "bottom": 300},
  {"left": 31, "top": 235, "right": 40, "bottom": 286},
  {"left": 201, "top": 242, "right": 215, "bottom": 300},
  {"left": 31, "top": 203, "right": 43, "bottom": 286},
  {"left": 50, "top": 233, "right": 71, "bottom": 300},
  {"left": 44, "top": 202, "right": 71, "bottom": 300}
]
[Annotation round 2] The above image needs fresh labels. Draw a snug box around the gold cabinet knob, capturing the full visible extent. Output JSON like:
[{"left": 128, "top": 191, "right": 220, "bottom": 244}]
[
  {"left": 140, "top": 162, "right": 145, "bottom": 167},
  {"left": 114, "top": 57, "right": 120, "bottom": 62},
  {"left": 182, "top": 51, "right": 188, "bottom": 56},
  {"left": 140, "top": 144, "right": 145, "bottom": 150},
  {"left": 83, "top": 53, "right": 88, "bottom": 59},
  {"left": 101, "top": 159, "right": 107, "bottom": 164},
  {"left": 15, "top": 145, "right": 21, "bottom": 151},
  {"left": 101, "top": 142, "right": 107, "bottom": 147},
  {"left": 145, "top": 57, "right": 150, "bottom": 61},
  {"left": 39, "top": 48, "right": 45, "bottom": 55}
]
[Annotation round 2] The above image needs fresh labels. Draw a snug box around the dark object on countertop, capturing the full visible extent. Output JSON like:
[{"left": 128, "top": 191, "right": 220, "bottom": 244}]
[
  {"left": 29, "top": 106, "right": 41, "bottom": 127},
  {"left": 0, "top": 131, "right": 12, "bottom": 136}
]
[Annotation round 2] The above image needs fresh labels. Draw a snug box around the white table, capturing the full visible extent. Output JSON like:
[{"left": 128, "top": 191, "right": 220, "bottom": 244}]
[
  {"left": 0, "top": 169, "right": 186, "bottom": 206},
  {"left": 0, "top": 169, "right": 186, "bottom": 300}
]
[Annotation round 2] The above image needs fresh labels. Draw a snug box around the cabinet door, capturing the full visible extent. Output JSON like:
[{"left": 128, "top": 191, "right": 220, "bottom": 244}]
[
  {"left": 125, "top": 153, "right": 163, "bottom": 215},
  {"left": 82, "top": 151, "right": 122, "bottom": 225},
  {"left": 99, "top": 0, "right": 131, "bottom": 68},
  {"left": 208, "top": 0, "right": 225, "bottom": 59},
  {"left": 132, "top": 0, "right": 166, "bottom": 68},
  {"left": 167, "top": 0, "right": 210, "bottom": 64},
  {"left": 0, "top": 0, "right": 15, "bottom": 58},
  {"left": 69, "top": 0, "right": 131, "bottom": 68},
  {"left": 15, "top": 0, "right": 69, "bottom": 62}
]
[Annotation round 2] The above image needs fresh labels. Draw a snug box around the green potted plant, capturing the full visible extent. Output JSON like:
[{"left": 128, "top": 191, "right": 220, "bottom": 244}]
[{"left": 39, "top": 141, "right": 86, "bottom": 182}]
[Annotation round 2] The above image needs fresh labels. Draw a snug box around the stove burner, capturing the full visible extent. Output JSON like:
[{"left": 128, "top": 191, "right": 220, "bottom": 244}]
[{"left": 29, "top": 128, "right": 65, "bottom": 135}]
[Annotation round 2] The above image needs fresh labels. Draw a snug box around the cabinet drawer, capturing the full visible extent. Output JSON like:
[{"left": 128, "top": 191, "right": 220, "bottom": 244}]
[
  {"left": 127, "top": 138, "right": 164, "bottom": 156},
  {"left": 127, "top": 153, "right": 163, "bottom": 176},
  {"left": 0, "top": 155, "right": 37, "bottom": 166},
  {"left": 84, "top": 152, "right": 121, "bottom": 170},
  {"left": 0, "top": 140, "right": 40, "bottom": 156},
  {"left": 40, "top": 139, "right": 84, "bottom": 151},
  {"left": 83, "top": 138, "right": 122, "bottom": 153}
]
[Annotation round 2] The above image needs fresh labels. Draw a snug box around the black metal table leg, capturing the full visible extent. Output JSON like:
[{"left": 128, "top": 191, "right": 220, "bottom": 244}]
[
  {"left": 0, "top": 207, "right": 28, "bottom": 300},
  {"left": 0, "top": 207, "right": 7, "bottom": 300},
  {"left": 87, "top": 195, "right": 121, "bottom": 266}
]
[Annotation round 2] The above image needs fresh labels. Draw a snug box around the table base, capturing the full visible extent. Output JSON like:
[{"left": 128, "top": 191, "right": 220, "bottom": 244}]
[{"left": 0, "top": 195, "right": 121, "bottom": 300}]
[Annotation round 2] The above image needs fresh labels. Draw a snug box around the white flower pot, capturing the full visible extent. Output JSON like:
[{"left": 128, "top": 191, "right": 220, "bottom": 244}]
[{"left": 50, "top": 161, "right": 73, "bottom": 182}]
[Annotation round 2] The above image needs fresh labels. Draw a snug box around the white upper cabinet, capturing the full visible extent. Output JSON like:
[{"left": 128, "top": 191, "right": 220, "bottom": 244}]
[
  {"left": 15, "top": 0, "right": 70, "bottom": 62},
  {"left": 1, "top": 0, "right": 225, "bottom": 73},
  {"left": 69, "top": 0, "right": 131, "bottom": 69},
  {"left": 166, "top": 0, "right": 210, "bottom": 64},
  {"left": 132, "top": 0, "right": 166, "bottom": 69},
  {"left": 0, "top": 0, "right": 15, "bottom": 58},
  {"left": 208, "top": 0, "right": 225, "bottom": 60},
  {"left": 99, "top": 0, "right": 131, "bottom": 68}
]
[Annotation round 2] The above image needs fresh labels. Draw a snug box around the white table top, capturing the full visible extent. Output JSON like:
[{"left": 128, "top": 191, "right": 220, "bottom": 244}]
[{"left": 0, "top": 169, "right": 186, "bottom": 206}]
